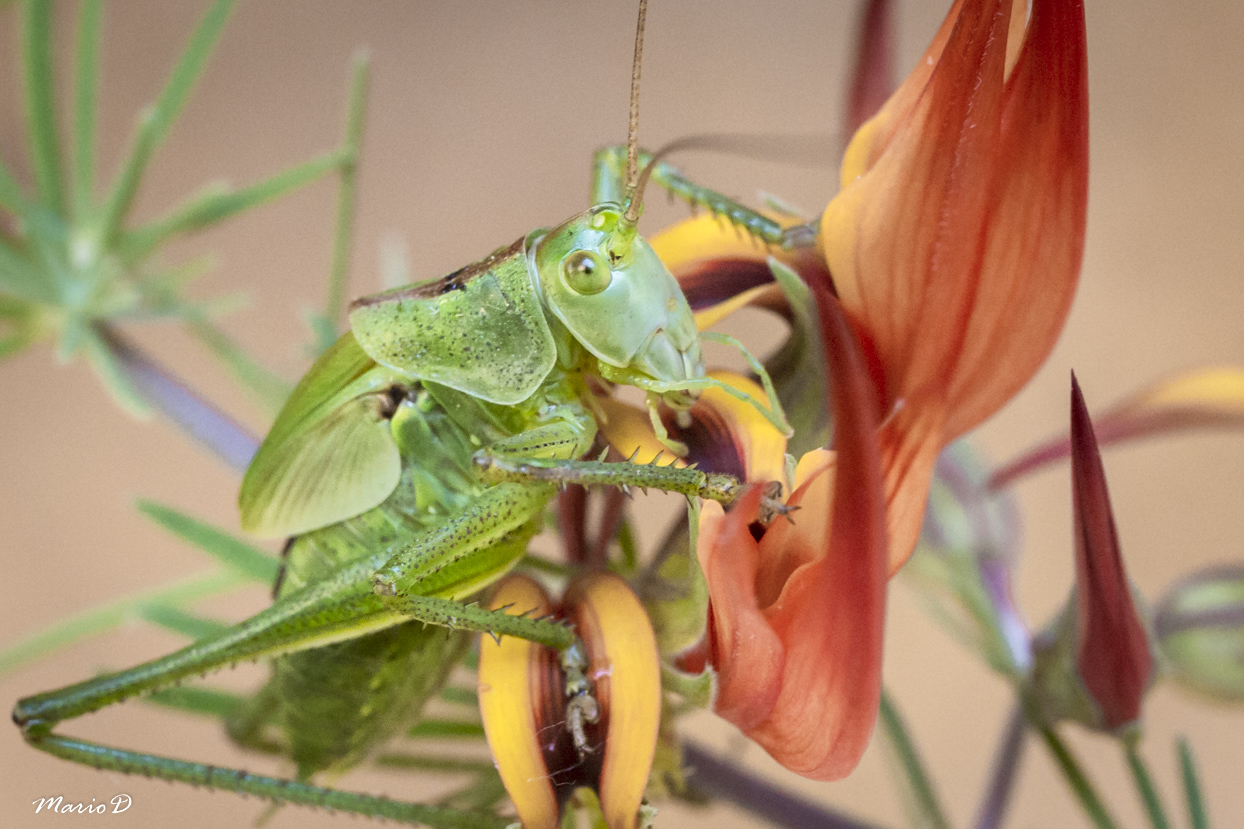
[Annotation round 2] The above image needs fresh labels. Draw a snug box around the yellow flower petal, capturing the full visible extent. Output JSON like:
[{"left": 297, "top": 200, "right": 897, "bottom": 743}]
[
  {"left": 478, "top": 576, "right": 558, "bottom": 829},
  {"left": 700, "top": 371, "right": 788, "bottom": 484},
  {"left": 692, "top": 283, "right": 774, "bottom": 333},
  {"left": 564, "top": 573, "right": 661, "bottom": 829},
  {"left": 595, "top": 395, "right": 690, "bottom": 468}
]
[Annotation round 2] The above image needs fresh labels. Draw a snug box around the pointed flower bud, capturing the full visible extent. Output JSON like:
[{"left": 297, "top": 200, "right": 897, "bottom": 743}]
[
  {"left": 1155, "top": 565, "right": 1244, "bottom": 702},
  {"left": 1069, "top": 375, "right": 1154, "bottom": 730},
  {"left": 478, "top": 573, "right": 661, "bottom": 829},
  {"left": 1029, "top": 376, "right": 1154, "bottom": 732}
]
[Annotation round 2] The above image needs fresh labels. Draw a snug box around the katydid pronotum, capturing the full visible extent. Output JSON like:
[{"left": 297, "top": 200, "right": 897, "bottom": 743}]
[{"left": 11, "top": 2, "right": 817, "bottom": 825}]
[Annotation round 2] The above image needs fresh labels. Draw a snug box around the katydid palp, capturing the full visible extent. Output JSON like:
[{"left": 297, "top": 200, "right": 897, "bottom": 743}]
[{"left": 11, "top": 2, "right": 810, "bottom": 825}]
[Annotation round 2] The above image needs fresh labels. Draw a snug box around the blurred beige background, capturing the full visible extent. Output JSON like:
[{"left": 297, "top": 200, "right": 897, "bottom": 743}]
[{"left": 2, "top": 1, "right": 1243, "bottom": 827}]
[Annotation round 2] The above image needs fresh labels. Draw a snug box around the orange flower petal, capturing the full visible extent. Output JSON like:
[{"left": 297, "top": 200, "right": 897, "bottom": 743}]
[
  {"left": 696, "top": 285, "right": 887, "bottom": 780},
  {"left": 824, "top": 0, "right": 1013, "bottom": 408},
  {"left": 940, "top": 0, "right": 1089, "bottom": 439},
  {"left": 743, "top": 283, "right": 888, "bottom": 780},
  {"left": 695, "top": 491, "right": 784, "bottom": 732},
  {"left": 877, "top": 401, "right": 947, "bottom": 572},
  {"left": 838, "top": 0, "right": 964, "bottom": 184}
]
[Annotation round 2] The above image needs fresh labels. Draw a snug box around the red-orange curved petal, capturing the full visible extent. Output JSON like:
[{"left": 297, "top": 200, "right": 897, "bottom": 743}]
[{"left": 696, "top": 285, "right": 888, "bottom": 780}]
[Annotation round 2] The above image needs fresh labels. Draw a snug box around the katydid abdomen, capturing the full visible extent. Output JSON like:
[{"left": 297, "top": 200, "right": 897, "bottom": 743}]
[{"left": 262, "top": 338, "right": 564, "bottom": 777}]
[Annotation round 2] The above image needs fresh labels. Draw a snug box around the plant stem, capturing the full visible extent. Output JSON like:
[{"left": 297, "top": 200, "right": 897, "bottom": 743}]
[
  {"left": 682, "top": 741, "right": 886, "bottom": 829},
  {"left": 72, "top": 0, "right": 102, "bottom": 219},
  {"left": 1123, "top": 737, "right": 1171, "bottom": 829},
  {"left": 971, "top": 704, "right": 1026, "bottom": 829},
  {"left": 1177, "top": 737, "right": 1209, "bottom": 829},
  {"left": 319, "top": 51, "right": 370, "bottom": 351},
  {"left": 1037, "top": 725, "right": 1120, "bottom": 829},
  {"left": 0, "top": 570, "right": 246, "bottom": 675},
  {"left": 21, "top": 0, "right": 64, "bottom": 214},
  {"left": 878, "top": 689, "right": 951, "bottom": 829},
  {"left": 99, "top": 326, "right": 259, "bottom": 470}
]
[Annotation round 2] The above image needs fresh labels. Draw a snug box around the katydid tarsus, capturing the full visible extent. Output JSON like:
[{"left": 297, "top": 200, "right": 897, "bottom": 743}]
[{"left": 12, "top": 2, "right": 809, "bottom": 825}]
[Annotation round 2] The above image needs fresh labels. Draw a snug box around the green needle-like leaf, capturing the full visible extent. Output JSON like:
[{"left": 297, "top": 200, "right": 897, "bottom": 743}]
[
  {"left": 0, "top": 158, "right": 26, "bottom": 214},
  {"left": 186, "top": 318, "right": 292, "bottom": 414},
  {"left": 316, "top": 50, "right": 371, "bottom": 353},
  {"left": 138, "top": 604, "right": 232, "bottom": 641},
  {"left": 0, "top": 570, "right": 245, "bottom": 676},
  {"left": 146, "top": 685, "right": 246, "bottom": 719},
  {"left": 21, "top": 0, "right": 64, "bottom": 215},
  {"left": 72, "top": 0, "right": 102, "bottom": 219},
  {"left": 1177, "top": 737, "right": 1210, "bottom": 829},
  {"left": 0, "top": 239, "right": 53, "bottom": 303},
  {"left": 119, "top": 151, "right": 347, "bottom": 260},
  {"left": 0, "top": 335, "right": 29, "bottom": 361},
  {"left": 137, "top": 499, "right": 279, "bottom": 583},
  {"left": 439, "top": 686, "right": 479, "bottom": 707},
  {"left": 374, "top": 753, "right": 497, "bottom": 776},
  {"left": 1124, "top": 738, "right": 1171, "bottom": 829},
  {"left": 83, "top": 327, "right": 151, "bottom": 416},
  {"left": 1038, "top": 726, "right": 1121, "bottom": 829},
  {"left": 407, "top": 719, "right": 486, "bottom": 740},
  {"left": 879, "top": 689, "right": 951, "bottom": 829},
  {"left": 98, "top": 0, "right": 237, "bottom": 245}
]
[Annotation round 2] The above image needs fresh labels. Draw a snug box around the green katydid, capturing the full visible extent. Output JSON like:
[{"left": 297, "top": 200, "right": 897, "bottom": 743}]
[{"left": 12, "top": 1, "right": 808, "bottom": 824}]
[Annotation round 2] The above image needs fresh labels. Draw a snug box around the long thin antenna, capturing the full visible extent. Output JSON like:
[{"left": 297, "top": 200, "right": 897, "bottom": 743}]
[{"left": 622, "top": 0, "right": 648, "bottom": 224}]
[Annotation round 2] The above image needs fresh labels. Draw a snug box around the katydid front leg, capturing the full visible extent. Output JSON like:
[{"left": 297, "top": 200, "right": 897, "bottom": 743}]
[
  {"left": 592, "top": 144, "right": 818, "bottom": 249},
  {"left": 473, "top": 419, "right": 796, "bottom": 523}
]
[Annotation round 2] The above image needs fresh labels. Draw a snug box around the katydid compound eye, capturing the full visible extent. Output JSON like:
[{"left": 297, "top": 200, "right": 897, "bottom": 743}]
[{"left": 560, "top": 250, "right": 612, "bottom": 295}]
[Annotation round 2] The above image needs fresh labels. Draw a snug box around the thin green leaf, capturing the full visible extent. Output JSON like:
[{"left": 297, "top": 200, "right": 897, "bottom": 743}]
[
  {"left": 98, "top": 0, "right": 237, "bottom": 244},
  {"left": 21, "top": 0, "right": 64, "bottom": 214},
  {"left": 439, "top": 686, "right": 479, "bottom": 707},
  {"left": 374, "top": 753, "right": 496, "bottom": 776},
  {"left": 519, "top": 554, "right": 573, "bottom": 577},
  {"left": 1038, "top": 726, "right": 1120, "bottom": 829},
  {"left": 434, "top": 772, "right": 510, "bottom": 812},
  {"left": 407, "top": 719, "right": 486, "bottom": 740},
  {"left": 138, "top": 603, "right": 231, "bottom": 640},
  {"left": 120, "top": 151, "right": 346, "bottom": 259},
  {"left": 879, "top": 689, "right": 952, "bottom": 829},
  {"left": 1124, "top": 738, "right": 1171, "bottom": 829},
  {"left": 83, "top": 327, "right": 152, "bottom": 416},
  {"left": 0, "top": 335, "right": 32, "bottom": 361},
  {"left": 0, "top": 238, "right": 54, "bottom": 303},
  {"left": 97, "top": 106, "right": 160, "bottom": 247},
  {"left": 136, "top": 499, "right": 279, "bottom": 583},
  {"left": 1177, "top": 737, "right": 1210, "bottom": 829},
  {"left": 0, "top": 570, "right": 244, "bottom": 675},
  {"left": 187, "top": 317, "right": 292, "bottom": 413},
  {"left": 318, "top": 51, "right": 371, "bottom": 352},
  {"left": 435, "top": 771, "right": 507, "bottom": 811},
  {"left": 72, "top": 0, "right": 102, "bottom": 218},
  {"left": 0, "top": 158, "right": 26, "bottom": 213},
  {"left": 146, "top": 684, "right": 246, "bottom": 719}
]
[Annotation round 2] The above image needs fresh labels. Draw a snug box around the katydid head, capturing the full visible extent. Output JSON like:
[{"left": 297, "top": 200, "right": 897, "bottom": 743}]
[{"left": 528, "top": 204, "right": 703, "bottom": 394}]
